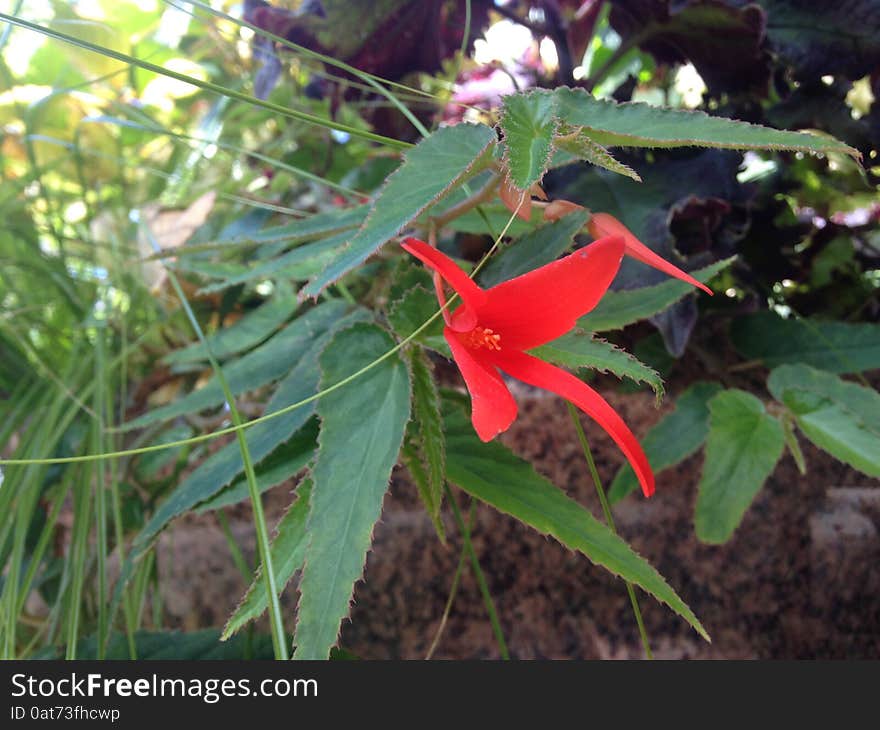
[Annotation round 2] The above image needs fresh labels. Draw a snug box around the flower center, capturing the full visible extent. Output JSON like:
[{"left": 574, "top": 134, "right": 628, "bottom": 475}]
[{"left": 465, "top": 326, "right": 502, "bottom": 351}]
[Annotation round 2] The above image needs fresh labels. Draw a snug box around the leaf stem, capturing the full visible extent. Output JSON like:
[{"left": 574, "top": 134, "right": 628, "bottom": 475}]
[
  {"left": 430, "top": 171, "right": 502, "bottom": 229},
  {"left": 566, "top": 403, "right": 653, "bottom": 660}
]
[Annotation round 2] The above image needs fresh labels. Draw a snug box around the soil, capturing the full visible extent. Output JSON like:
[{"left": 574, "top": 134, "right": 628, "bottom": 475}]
[{"left": 155, "top": 375, "right": 880, "bottom": 659}]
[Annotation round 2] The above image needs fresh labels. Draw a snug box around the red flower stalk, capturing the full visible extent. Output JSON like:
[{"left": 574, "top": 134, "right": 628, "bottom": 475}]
[
  {"left": 587, "top": 213, "right": 713, "bottom": 296},
  {"left": 402, "top": 235, "right": 656, "bottom": 497}
]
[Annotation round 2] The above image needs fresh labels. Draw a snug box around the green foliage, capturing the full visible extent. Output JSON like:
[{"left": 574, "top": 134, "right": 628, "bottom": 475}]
[
  {"left": 478, "top": 209, "right": 589, "bottom": 287},
  {"left": 196, "top": 233, "right": 351, "bottom": 295},
  {"left": 301, "top": 123, "right": 496, "bottom": 298},
  {"left": 554, "top": 127, "right": 642, "bottom": 181},
  {"left": 552, "top": 88, "right": 860, "bottom": 159},
  {"left": 531, "top": 332, "right": 663, "bottom": 398},
  {"left": 403, "top": 348, "right": 446, "bottom": 540},
  {"left": 444, "top": 405, "right": 709, "bottom": 641},
  {"left": 768, "top": 364, "right": 880, "bottom": 477},
  {"left": 126, "top": 308, "right": 369, "bottom": 562},
  {"left": 47, "top": 630, "right": 276, "bottom": 660},
  {"left": 500, "top": 91, "right": 559, "bottom": 189},
  {"left": 223, "top": 480, "right": 313, "bottom": 638},
  {"left": 387, "top": 285, "right": 448, "bottom": 355},
  {"left": 294, "top": 324, "right": 411, "bottom": 659},
  {"left": 695, "top": 390, "right": 785, "bottom": 544},
  {"left": 609, "top": 382, "right": 722, "bottom": 502},
  {"left": 195, "top": 420, "right": 318, "bottom": 513},
  {"left": 163, "top": 280, "right": 299, "bottom": 364},
  {"left": 731, "top": 312, "right": 880, "bottom": 374},
  {"left": 124, "top": 301, "right": 350, "bottom": 430},
  {"left": 579, "top": 258, "right": 734, "bottom": 331}
]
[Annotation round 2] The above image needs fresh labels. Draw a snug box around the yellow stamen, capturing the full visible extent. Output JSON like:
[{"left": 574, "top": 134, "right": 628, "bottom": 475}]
[{"left": 466, "top": 326, "right": 502, "bottom": 351}]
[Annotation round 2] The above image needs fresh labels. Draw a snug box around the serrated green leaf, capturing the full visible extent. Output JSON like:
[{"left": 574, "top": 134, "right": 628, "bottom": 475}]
[
  {"left": 195, "top": 419, "right": 318, "bottom": 513},
  {"left": 293, "top": 323, "right": 411, "bottom": 659},
  {"left": 478, "top": 208, "right": 589, "bottom": 287},
  {"left": 695, "top": 389, "right": 785, "bottom": 544},
  {"left": 387, "top": 284, "right": 448, "bottom": 356},
  {"left": 531, "top": 332, "right": 663, "bottom": 398},
  {"left": 126, "top": 308, "right": 369, "bottom": 562},
  {"left": 552, "top": 88, "right": 860, "bottom": 159},
  {"left": 223, "top": 480, "right": 313, "bottom": 638},
  {"left": 164, "top": 280, "right": 299, "bottom": 365},
  {"left": 555, "top": 126, "right": 642, "bottom": 181},
  {"left": 731, "top": 311, "right": 880, "bottom": 374},
  {"left": 197, "top": 233, "right": 350, "bottom": 295},
  {"left": 172, "top": 206, "right": 367, "bottom": 258},
  {"left": 500, "top": 91, "right": 558, "bottom": 189},
  {"left": 404, "top": 348, "right": 445, "bottom": 540},
  {"left": 579, "top": 257, "right": 734, "bottom": 332},
  {"left": 122, "top": 300, "right": 350, "bottom": 430},
  {"left": 301, "top": 124, "right": 496, "bottom": 298},
  {"left": 443, "top": 404, "right": 708, "bottom": 641},
  {"left": 133, "top": 424, "right": 192, "bottom": 481},
  {"left": 767, "top": 364, "right": 880, "bottom": 477},
  {"left": 609, "top": 381, "right": 722, "bottom": 503}
]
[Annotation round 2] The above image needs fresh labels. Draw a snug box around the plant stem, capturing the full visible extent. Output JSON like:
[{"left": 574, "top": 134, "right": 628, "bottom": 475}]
[
  {"left": 430, "top": 171, "right": 502, "bottom": 229},
  {"left": 444, "top": 484, "right": 510, "bottom": 660},
  {"left": 148, "top": 230, "right": 289, "bottom": 660},
  {"left": 425, "top": 502, "right": 475, "bottom": 659},
  {"left": 216, "top": 510, "right": 252, "bottom": 581},
  {"left": 566, "top": 403, "right": 653, "bottom": 660}
]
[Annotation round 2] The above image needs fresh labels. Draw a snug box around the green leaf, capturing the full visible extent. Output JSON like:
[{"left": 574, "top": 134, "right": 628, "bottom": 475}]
[
  {"left": 531, "top": 332, "right": 664, "bottom": 398},
  {"left": 293, "top": 323, "right": 411, "bottom": 659},
  {"left": 164, "top": 280, "right": 299, "bottom": 364},
  {"left": 387, "top": 284, "right": 448, "bottom": 356},
  {"left": 177, "top": 205, "right": 366, "bottom": 257},
  {"left": 695, "top": 389, "right": 785, "bottom": 544},
  {"left": 730, "top": 311, "right": 880, "bottom": 374},
  {"left": 579, "top": 257, "right": 734, "bottom": 332},
  {"left": 767, "top": 364, "right": 880, "bottom": 477},
  {"left": 552, "top": 88, "right": 860, "bottom": 159},
  {"left": 127, "top": 308, "right": 369, "bottom": 561},
  {"left": 196, "top": 233, "right": 350, "bottom": 295},
  {"left": 554, "top": 126, "right": 642, "bottom": 181},
  {"left": 195, "top": 419, "right": 318, "bottom": 513},
  {"left": 123, "top": 300, "right": 349, "bottom": 430},
  {"left": 403, "top": 347, "right": 445, "bottom": 540},
  {"left": 133, "top": 424, "right": 192, "bottom": 481},
  {"left": 444, "top": 405, "right": 709, "bottom": 641},
  {"left": 223, "top": 480, "right": 313, "bottom": 638},
  {"left": 301, "top": 124, "right": 496, "bottom": 298},
  {"left": 478, "top": 208, "right": 589, "bottom": 288},
  {"left": 609, "top": 381, "right": 722, "bottom": 503},
  {"left": 500, "top": 91, "right": 558, "bottom": 189}
]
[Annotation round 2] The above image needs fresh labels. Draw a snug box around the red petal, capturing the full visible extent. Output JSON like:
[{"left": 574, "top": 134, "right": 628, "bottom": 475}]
[
  {"left": 588, "top": 213, "right": 713, "bottom": 296},
  {"left": 494, "top": 350, "right": 655, "bottom": 497},
  {"left": 446, "top": 327, "right": 518, "bottom": 442},
  {"left": 477, "top": 235, "right": 624, "bottom": 351},
  {"left": 402, "top": 238, "right": 486, "bottom": 331}
]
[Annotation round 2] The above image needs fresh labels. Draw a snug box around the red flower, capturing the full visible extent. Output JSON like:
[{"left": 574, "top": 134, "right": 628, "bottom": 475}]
[
  {"left": 587, "top": 213, "right": 713, "bottom": 296},
  {"left": 402, "top": 235, "right": 657, "bottom": 497}
]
